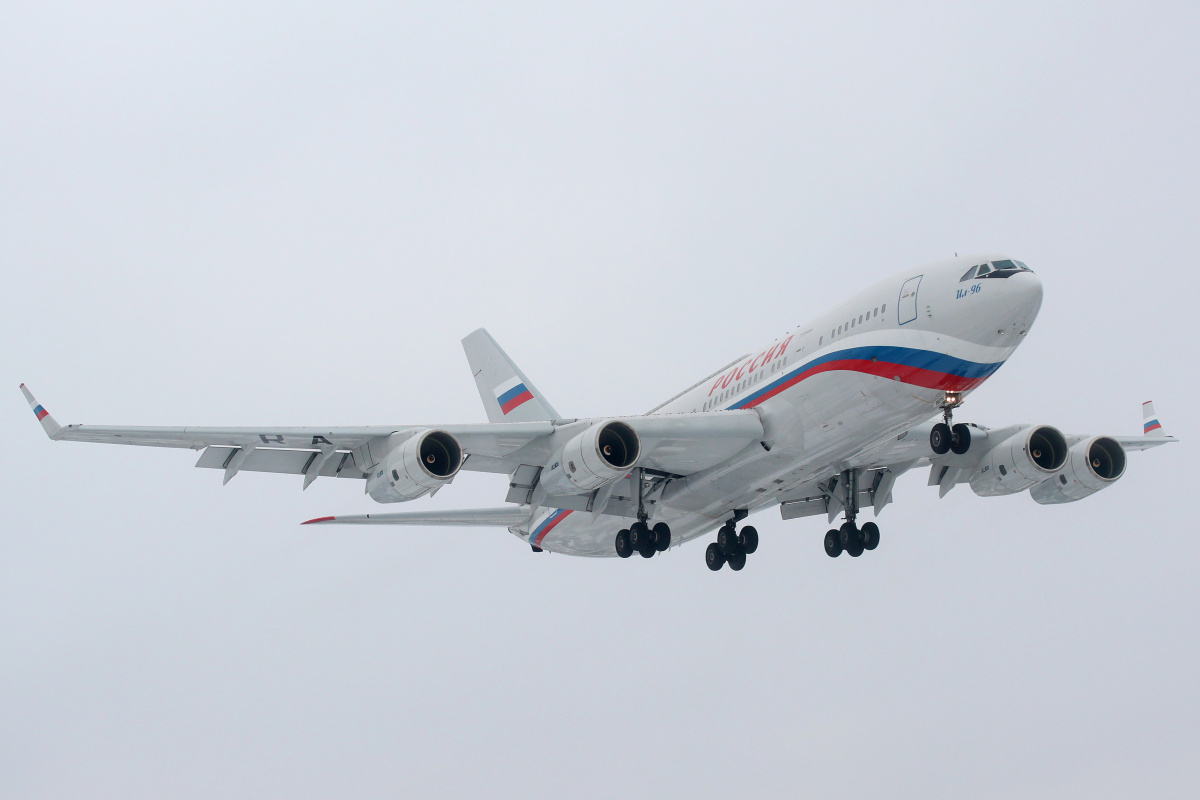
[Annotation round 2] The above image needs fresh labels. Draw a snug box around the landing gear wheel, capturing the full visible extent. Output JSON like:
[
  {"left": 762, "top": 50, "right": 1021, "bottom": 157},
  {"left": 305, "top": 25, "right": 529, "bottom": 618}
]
[
  {"left": 652, "top": 522, "right": 671, "bottom": 552},
  {"left": 727, "top": 551, "right": 747, "bottom": 571},
  {"left": 930, "top": 423, "right": 952, "bottom": 455},
  {"left": 706, "top": 542, "right": 726, "bottom": 571},
  {"left": 615, "top": 529, "right": 633, "bottom": 558},
  {"left": 739, "top": 526, "right": 759, "bottom": 554},
  {"left": 861, "top": 522, "right": 880, "bottom": 551},
  {"left": 840, "top": 521, "right": 864, "bottom": 557},
  {"left": 717, "top": 525, "right": 740, "bottom": 556},
  {"left": 824, "top": 530, "right": 843, "bottom": 557},
  {"left": 950, "top": 423, "right": 972, "bottom": 455},
  {"left": 629, "top": 521, "right": 651, "bottom": 550},
  {"left": 638, "top": 537, "right": 656, "bottom": 558}
]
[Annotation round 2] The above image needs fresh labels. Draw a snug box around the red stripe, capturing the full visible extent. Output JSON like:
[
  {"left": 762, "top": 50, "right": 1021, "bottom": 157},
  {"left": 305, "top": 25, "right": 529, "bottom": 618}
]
[
  {"left": 740, "top": 359, "right": 987, "bottom": 409},
  {"left": 301, "top": 516, "right": 336, "bottom": 525},
  {"left": 534, "top": 510, "right": 572, "bottom": 546},
  {"left": 1144, "top": 422, "right": 1162, "bottom": 433},
  {"left": 36, "top": 408, "right": 49, "bottom": 421},
  {"left": 500, "top": 390, "right": 534, "bottom": 415}
]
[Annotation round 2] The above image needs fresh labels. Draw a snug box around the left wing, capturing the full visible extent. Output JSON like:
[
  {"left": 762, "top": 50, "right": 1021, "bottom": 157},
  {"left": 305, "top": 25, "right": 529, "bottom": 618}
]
[{"left": 21, "top": 385, "right": 765, "bottom": 490}]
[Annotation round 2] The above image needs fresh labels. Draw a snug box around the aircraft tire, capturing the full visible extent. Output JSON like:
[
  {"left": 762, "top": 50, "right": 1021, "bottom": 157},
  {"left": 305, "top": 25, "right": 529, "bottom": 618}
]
[
  {"left": 727, "top": 550, "right": 747, "bottom": 571},
  {"left": 740, "top": 526, "right": 759, "bottom": 554},
  {"left": 950, "top": 423, "right": 972, "bottom": 455},
  {"left": 930, "top": 423, "right": 952, "bottom": 455},
  {"left": 824, "top": 530, "right": 843, "bottom": 557},
  {"left": 839, "top": 521, "right": 860, "bottom": 549},
  {"left": 629, "top": 521, "right": 651, "bottom": 550},
  {"left": 638, "top": 539, "right": 656, "bottom": 558},
  {"left": 653, "top": 522, "right": 671, "bottom": 551},
  {"left": 706, "top": 542, "right": 726, "bottom": 571},
  {"left": 861, "top": 522, "right": 880, "bottom": 551},
  {"left": 615, "top": 529, "right": 633, "bottom": 558},
  {"left": 717, "top": 525, "right": 740, "bottom": 556}
]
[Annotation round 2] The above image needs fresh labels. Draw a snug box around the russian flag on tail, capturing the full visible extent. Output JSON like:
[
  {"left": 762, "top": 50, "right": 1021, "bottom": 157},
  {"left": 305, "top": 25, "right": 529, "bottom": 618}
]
[
  {"left": 1143, "top": 400, "right": 1165, "bottom": 435},
  {"left": 493, "top": 376, "right": 535, "bottom": 416}
]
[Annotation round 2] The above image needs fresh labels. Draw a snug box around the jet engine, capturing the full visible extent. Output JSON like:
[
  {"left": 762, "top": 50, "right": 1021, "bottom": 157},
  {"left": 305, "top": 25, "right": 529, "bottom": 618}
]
[
  {"left": 366, "top": 429, "right": 463, "bottom": 503},
  {"left": 539, "top": 420, "right": 641, "bottom": 496},
  {"left": 969, "top": 425, "right": 1069, "bottom": 497},
  {"left": 1029, "top": 436, "right": 1127, "bottom": 505}
]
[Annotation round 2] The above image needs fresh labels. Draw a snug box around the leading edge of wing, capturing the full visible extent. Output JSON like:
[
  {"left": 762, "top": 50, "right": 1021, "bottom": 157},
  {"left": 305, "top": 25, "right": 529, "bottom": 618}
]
[{"left": 302, "top": 506, "right": 533, "bottom": 527}]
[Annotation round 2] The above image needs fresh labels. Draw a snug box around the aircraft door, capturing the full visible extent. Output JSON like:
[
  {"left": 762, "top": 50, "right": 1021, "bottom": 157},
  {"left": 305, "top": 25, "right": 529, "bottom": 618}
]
[{"left": 897, "top": 275, "right": 922, "bottom": 325}]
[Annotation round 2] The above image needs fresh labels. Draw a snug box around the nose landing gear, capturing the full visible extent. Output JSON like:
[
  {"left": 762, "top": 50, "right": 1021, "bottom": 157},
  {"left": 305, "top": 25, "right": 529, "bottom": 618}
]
[{"left": 929, "top": 391, "right": 973, "bottom": 455}]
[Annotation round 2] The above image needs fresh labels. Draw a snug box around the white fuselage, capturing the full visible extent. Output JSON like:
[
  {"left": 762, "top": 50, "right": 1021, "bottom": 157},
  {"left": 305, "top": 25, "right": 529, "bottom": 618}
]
[{"left": 526, "top": 255, "right": 1044, "bottom": 556}]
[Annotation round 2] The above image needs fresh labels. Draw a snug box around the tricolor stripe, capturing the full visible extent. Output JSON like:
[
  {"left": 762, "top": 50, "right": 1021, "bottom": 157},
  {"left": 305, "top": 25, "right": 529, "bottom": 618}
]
[
  {"left": 493, "top": 376, "right": 535, "bottom": 415},
  {"left": 725, "top": 345, "right": 1005, "bottom": 410},
  {"left": 33, "top": 404, "right": 48, "bottom": 421},
  {"left": 1144, "top": 420, "right": 1162, "bottom": 434},
  {"left": 530, "top": 508, "right": 572, "bottom": 546}
]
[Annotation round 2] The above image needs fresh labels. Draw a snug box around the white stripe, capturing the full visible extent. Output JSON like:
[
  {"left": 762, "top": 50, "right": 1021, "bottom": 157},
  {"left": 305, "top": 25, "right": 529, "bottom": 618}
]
[{"left": 493, "top": 375, "right": 523, "bottom": 398}]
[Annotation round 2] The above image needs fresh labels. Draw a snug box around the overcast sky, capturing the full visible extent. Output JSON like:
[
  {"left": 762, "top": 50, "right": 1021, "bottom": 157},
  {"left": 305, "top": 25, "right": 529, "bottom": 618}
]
[{"left": 2, "top": 2, "right": 1197, "bottom": 797}]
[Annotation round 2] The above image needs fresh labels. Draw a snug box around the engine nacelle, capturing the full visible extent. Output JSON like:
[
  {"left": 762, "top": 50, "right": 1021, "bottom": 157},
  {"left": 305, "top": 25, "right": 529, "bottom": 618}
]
[
  {"left": 366, "top": 429, "right": 463, "bottom": 503},
  {"left": 1030, "top": 436, "right": 1127, "bottom": 505},
  {"left": 969, "top": 425, "right": 1069, "bottom": 497},
  {"left": 539, "top": 420, "right": 641, "bottom": 496}
]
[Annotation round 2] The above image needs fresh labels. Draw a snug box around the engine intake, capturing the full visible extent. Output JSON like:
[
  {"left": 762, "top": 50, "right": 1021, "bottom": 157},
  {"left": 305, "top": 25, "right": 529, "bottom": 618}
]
[
  {"left": 969, "top": 424, "right": 1068, "bottom": 497},
  {"left": 1030, "top": 436, "right": 1127, "bottom": 505},
  {"left": 539, "top": 420, "right": 641, "bottom": 496},
  {"left": 366, "top": 429, "right": 463, "bottom": 503}
]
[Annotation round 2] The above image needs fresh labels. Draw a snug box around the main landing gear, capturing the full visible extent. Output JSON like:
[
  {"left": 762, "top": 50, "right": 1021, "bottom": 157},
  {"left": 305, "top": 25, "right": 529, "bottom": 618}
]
[
  {"left": 823, "top": 468, "right": 881, "bottom": 558},
  {"left": 706, "top": 514, "right": 759, "bottom": 572},
  {"left": 929, "top": 391, "right": 972, "bottom": 456},
  {"left": 614, "top": 521, "right": 671, "bottom": 559},
  {"left": 614, "top": 469, "right": 672, "bottom": 558}
]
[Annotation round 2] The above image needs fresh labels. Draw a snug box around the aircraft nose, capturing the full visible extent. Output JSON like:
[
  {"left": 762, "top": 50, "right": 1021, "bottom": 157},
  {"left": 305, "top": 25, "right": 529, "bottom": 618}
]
[{"left": 1003, "top": 270, "right": 1043, "bottom": 333}]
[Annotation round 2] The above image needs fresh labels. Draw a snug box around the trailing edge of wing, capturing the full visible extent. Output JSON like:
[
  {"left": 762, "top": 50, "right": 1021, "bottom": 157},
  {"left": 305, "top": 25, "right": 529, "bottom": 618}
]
[{"left": 302, "top": 506, "right": 533, "bottom": 527}]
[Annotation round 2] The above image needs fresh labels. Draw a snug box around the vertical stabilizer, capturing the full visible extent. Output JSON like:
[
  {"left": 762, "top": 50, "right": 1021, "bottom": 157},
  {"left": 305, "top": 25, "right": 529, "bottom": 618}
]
[
  {"left": 1142, "top": 400, "right": 1166, "bottom": 436},
  {"left": 461, "top": 329, "right": 560, "bottom": 423}
]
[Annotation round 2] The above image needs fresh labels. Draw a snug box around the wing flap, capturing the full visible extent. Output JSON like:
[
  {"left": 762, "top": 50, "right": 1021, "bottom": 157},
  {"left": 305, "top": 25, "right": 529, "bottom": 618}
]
[
  {"left": 302, "top": 506, "right": 533, "bottom": 527},
  {"left": 195, "top": 447, "right": 367, "bottom": 479}
]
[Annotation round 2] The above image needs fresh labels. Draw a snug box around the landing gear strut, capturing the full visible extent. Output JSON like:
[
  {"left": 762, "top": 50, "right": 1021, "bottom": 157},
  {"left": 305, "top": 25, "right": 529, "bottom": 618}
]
[
  {"left": 824, "top": 469, "right": 882, "bottom": 559},
  {"left": 706, "top": 510, "right": 759, "bottom": 572},
  {"left": 614, "top": 469, "right": 672, "bottom": 559},
  {"left": 929, "top": 391, "right": 972, "bottom": 455}
]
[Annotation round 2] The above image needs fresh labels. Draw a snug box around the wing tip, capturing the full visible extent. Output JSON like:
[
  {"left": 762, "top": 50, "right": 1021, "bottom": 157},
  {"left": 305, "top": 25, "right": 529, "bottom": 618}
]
[{"left": 301, "top": 516, "right": 337, "bottom": 525}]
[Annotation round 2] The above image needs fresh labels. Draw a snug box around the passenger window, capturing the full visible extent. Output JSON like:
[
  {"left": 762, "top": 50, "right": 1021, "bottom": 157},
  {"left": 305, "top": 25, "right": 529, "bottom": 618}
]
[
  {"left": 874, "top": 308, "right": 878, "bottom": 317},
  {"left": 960, "top": 265, "right": 979, "bottom": 282},
  {"left": 858, "top": 315, "right": 863, "bottom": 324},
  {"left": 881, "top": 303, "right": 886, "bottom": 313},
  {"left": 819, "top": 336, "right": 823, "bottom": 345}
]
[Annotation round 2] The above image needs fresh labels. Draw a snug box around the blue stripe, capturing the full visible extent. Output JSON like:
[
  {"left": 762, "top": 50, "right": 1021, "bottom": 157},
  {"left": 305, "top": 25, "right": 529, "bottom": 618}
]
[
  {"left": 530, "top": 509, "right": 566, "bottom": 542},
  {"left": 497, "top": 383, "right": 529, "bottom": 406},
  {"left": 725, "top": 345, "right": 1005, "bottom": 410}
]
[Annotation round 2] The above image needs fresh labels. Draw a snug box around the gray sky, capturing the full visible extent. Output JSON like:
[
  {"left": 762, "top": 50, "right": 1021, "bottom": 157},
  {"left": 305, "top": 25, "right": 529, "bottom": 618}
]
[{"left": 3, "top": 2, "right": 1197, "bottom": 797}]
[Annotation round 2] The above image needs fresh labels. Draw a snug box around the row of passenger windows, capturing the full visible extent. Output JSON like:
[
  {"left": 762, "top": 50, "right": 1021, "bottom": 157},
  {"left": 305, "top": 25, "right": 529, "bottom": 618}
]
[
  {"left": 700, "top": 354, "right": 789, "bottom": 411},
  {"left": 959, "top": 259, "right": 1032, "bottom": 281},
  {"left": 825, "top": 303, "right": 886, "bottom": 343}
]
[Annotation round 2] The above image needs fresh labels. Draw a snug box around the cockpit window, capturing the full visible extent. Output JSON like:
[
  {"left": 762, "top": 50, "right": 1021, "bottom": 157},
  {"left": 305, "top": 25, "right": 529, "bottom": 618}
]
[
  {"left": 1015, "top": 260, "right": 1032, "bottom": 271},
  {"left": 991, "top": 259, "right": 1018, "bottom": 271},
  {"left": 976, "top": 263, "right": 993, "bottom": 277},
  {"left": 975, "top": 259, "right": 1034, "bottom": 279},
  {"left": 959, "top": 265, "right": 979, "bottom": 282}
]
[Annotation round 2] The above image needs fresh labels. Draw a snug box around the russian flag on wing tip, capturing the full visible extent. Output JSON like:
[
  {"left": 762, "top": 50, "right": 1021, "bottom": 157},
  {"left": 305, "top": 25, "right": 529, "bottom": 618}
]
[{"left": 1142, "top": 400, "right": 1164, "bottom": 435}]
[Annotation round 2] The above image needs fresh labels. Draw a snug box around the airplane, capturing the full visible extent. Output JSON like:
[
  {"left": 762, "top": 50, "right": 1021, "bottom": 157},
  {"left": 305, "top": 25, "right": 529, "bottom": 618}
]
[{"left": 21, "top": 255, "right": 1177, "bottom": 571}]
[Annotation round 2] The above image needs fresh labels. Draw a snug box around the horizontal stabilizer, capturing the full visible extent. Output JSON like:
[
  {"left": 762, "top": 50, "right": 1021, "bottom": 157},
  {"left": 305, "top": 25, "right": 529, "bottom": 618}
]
[{"left": 302, "top": 506, "right": 533, "bottom": 527}]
